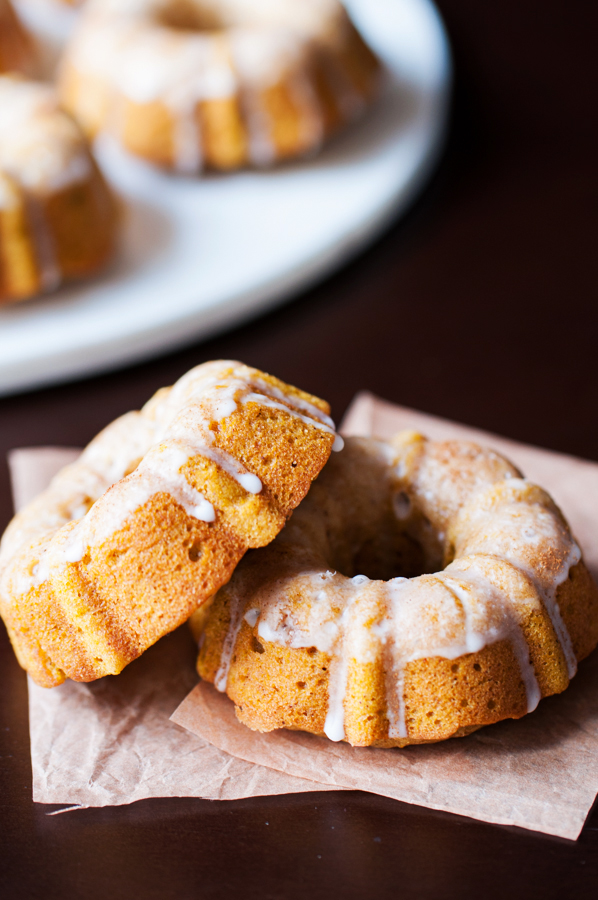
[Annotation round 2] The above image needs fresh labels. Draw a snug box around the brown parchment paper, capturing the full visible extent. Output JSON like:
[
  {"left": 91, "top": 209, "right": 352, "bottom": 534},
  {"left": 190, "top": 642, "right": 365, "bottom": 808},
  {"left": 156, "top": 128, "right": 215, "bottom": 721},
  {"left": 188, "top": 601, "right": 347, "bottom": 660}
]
[
  {"left": 10, "top": 449, "right": 335, "bottom": 808},
  {"left": 171, "top": 393, "right": 598, "bottom": 839}
]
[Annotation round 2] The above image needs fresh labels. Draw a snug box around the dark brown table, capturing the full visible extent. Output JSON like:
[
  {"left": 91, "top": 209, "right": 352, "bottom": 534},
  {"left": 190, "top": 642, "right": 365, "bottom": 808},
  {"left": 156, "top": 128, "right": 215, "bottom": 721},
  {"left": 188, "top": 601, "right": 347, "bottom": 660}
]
[{"left": 2, "top": 2, "right": 598, "bottom": 897}]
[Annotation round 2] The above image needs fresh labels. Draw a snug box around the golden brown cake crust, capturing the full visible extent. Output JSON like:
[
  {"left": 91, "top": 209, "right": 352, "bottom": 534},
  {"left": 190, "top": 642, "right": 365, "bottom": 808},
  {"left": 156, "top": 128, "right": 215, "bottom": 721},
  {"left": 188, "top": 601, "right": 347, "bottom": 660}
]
[
  {"left": 0, "top": 75, "right": 118, "bottom": 305},
  {"left": 59, "top": 0, "right": 381, "bottom": 172},
  {"left": 197, "top": 433, "right": 598, "bottom": 748},
  {"left": 0, "top": 361, "right": 340, "bottom": 686}
]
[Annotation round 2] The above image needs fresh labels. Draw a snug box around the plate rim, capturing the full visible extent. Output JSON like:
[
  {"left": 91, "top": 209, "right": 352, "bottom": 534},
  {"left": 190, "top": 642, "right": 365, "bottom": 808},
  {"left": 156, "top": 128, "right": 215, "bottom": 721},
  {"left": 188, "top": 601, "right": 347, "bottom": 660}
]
[{"left": 1, "top": 0, "right": 452, "bottom": 397}]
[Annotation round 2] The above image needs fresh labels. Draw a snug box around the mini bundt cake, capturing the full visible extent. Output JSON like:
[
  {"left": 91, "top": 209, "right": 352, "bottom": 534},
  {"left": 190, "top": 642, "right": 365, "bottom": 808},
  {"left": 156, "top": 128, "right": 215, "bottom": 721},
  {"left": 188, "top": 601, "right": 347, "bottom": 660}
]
[
  {"left": 196, "top": 433, "right": 598, "bottom": 747},
  {"left": 0, "top": 0, "right": 36, "bottom": 74},
  {"left": 0, "top": 75, "right": 117, "bottom": 304},
  {"left": 58, "top": 0, "right": 381, "bottom": 173},
  {"left": 0, "top": 361, "right": 342, "bottom": 688}
]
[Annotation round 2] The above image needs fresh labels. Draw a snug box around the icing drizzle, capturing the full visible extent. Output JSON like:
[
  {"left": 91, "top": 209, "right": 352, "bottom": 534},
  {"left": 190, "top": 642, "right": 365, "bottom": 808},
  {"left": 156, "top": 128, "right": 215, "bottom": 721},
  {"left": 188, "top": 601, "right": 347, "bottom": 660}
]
[
  {"left": 0, "top": 361, "right": 340, "bottom": 596},
  {"left": 61, "top": 0, "right": 369, "bottom": 172},
  {"left": 0, "top": 75, "right": 96, "bottom": 294},
  {"left": 213, "top": 437, "right": 581, "bottom": 742}
]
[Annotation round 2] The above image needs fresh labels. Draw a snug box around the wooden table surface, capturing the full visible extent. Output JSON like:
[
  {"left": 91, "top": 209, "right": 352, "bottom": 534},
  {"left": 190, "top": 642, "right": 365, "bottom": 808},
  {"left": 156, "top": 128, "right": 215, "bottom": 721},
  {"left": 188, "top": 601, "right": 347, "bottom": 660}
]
[{"left": 2, "top": 1, "right": 598, "bottom": 897}]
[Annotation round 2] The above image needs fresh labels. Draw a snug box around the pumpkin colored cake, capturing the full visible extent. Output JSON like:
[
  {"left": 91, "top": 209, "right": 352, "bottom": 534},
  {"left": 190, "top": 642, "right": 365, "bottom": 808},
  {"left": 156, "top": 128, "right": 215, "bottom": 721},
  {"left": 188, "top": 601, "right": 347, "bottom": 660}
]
[
  {"left": 0, "top": 75, "right": 117, "bottom": 304},
  {"left": 197, "top": 433, "right": 598, "bottom": 747},
  {"left": 58, "top": 0, "right": 381, "bottom": 173},
  {"left": 0, "top": 360, "right": 341, "bottom": 687}
]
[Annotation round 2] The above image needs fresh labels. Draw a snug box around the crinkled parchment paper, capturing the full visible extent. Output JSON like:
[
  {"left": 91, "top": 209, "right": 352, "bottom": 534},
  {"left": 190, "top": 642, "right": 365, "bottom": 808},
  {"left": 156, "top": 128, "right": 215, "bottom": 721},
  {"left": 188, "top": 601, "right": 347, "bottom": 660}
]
[
  {"left": 10, "top": 449, "right": 335, "bottom": 809},
  {"left": 10, "top": 395, "right": 598, "bottom": 833},
  {"left": 170, "top": 393, "right": 598, "bottom": 839}
]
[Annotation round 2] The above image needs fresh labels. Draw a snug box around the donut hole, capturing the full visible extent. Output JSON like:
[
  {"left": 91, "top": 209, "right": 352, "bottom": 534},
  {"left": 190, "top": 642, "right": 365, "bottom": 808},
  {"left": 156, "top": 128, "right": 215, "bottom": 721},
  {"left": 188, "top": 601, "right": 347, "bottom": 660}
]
[
  {"left": 154, "top": 0, "right": 322, "bottom": 33},
  {"left": 156, "top": 1, "right": 223, "bottom": 31},
  {"left": 310, "top": 438, "right": 447, "bottom": 583},
  {"left": 349, "top": 531, "right": 430, "bottom": 582},
  {"left": 324, "top": 505, "right": 440, "bottom": 582}
]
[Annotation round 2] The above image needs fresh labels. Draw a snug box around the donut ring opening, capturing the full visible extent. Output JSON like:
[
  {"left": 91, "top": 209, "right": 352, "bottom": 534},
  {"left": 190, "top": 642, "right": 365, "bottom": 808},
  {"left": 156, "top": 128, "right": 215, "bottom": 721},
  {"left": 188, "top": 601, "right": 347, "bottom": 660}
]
[
  {"left": 153, "top": 0, "right": 341, "bottom": 33},
  {"left": 198, "top": 433, "right": 598, "bottom": 748},
  {"left": 294, "top": 444, "right": 442, "bottom": 584},
  {"left": 58, "top": 0, "right": 381, "bottom": 172}
]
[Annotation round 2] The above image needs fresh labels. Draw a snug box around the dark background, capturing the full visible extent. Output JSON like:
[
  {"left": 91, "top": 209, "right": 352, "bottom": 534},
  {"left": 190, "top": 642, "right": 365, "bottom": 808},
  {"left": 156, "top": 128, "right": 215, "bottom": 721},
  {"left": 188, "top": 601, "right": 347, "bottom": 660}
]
[{"left": 2, "top": 1, "right": 598, "bottom": 897}]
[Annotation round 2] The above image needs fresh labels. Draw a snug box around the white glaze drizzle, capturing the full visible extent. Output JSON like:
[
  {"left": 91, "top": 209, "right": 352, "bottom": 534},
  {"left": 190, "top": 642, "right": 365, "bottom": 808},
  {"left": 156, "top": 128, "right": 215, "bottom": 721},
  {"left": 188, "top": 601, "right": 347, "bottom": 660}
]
[
  {"left": 451, "top": 478, "right": 580, "bottom": 678},
  {"left": 194, "top": 443, "right": 262, "bottom": 494},
  {"left": 323, "top": 575, "right": 369, "bottom": 741},
  {"left": 249, "top": 375, "right": 336, "bottom": 429},
  {"left": 379, "top": 563, "right": 546, "bottom": 739},
  {"left": 214, "top": 586, "right": 245, "bottom": 692},
  {"left": 224, "top": 440, "right": 580, "bottom": 743},
  {"left": 61, "top": 442, "right": 217, "bottom": 566},
  {"left": 172, "top": 103, "right": 203, "bottom": 174},
  {"left": 0, "top": 77, "right": 93, "bottom": 194},
  {"left": 441, "top": 572, "right": 541, "bottom": 714},
  {"left": 244, "top": 607, "right": 260, "bottom": 627},
  {"left": 0, "top": 76, "right": 99, "bottom": 294},
  {"left": 239, "top": 89, "right": 276, "bottom": 168},
  {"left": 244, "top": 571, "right": 371, "bottom": 741},
  {"left": 1, "top": 362, "right": 340, "bottom": 598},
  {"left": 61, "top": 0, "right": 360, "bottom": 170},
  {"left": 241, "top": 392, "right": 343, "bottom": 451},
  {"left": 487, "top": 548, "right": 580, "bottom": 680},
  {"left": 23, "top": 195, "right": 61, "bottom": 293}
]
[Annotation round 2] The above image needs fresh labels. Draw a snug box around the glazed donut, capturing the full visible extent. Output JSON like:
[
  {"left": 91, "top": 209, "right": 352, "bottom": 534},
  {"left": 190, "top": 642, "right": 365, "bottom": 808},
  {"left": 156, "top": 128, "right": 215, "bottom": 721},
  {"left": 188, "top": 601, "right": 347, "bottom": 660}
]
[
  {"left": 0, "top": 361, "right": 342, "bottom": 687},
  {"left": 0, "top": 75, "right": 117, "bottom": 304},
  {"left": 197, "top": 433, "right": 598, "bottom": 747},
  {"left": 58, "top": 0, "right": 380, "bottom": 173},
  {"left": 0, "top": 0, "right": 36, "bottom": 75}
]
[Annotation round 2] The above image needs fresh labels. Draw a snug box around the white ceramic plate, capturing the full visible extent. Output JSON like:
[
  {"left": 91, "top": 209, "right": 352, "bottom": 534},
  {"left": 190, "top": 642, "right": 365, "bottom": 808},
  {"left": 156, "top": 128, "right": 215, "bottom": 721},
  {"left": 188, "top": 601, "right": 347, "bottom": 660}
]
[{"left": 2, "top": 0, "right": 451, "bottom": 396}]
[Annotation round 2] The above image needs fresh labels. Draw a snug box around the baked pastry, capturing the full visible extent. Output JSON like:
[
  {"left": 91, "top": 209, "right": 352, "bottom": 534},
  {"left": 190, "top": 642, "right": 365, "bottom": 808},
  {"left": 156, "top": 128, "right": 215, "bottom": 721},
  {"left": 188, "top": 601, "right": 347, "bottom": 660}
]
[
  {"left": 0, "top": 75, "right": 117, "bottom": 304},
  {"left": 197, "top": 433, "right": 598, "bottom": 747},
  {"left": 58, "top": 0, "right": 381, "bottom": 173},
  {"left": 0, "top": 361, "right": 341, "bottom": 687},
  {"left": 0, "top": 0, "right": 36, "bottom": 74}
]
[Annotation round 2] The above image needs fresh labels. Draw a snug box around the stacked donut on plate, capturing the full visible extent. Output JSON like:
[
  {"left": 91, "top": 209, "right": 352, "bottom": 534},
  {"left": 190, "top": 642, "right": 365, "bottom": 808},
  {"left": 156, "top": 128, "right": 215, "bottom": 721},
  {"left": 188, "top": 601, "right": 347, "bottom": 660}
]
[
  {"left": 58, "top": 0, "right": 381, "bottom": 172},
  {"left": 1, "top": 359, "right": 598, "bottom": 749},
  {"left": 0, "top": 75, "right": 117, "bottom": 305},
  {"left": 0, "top": 0, "right": 117, "bottom": 303},
  {"left": 0, "top": 0, "right": 380, "bottom": 303}
]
